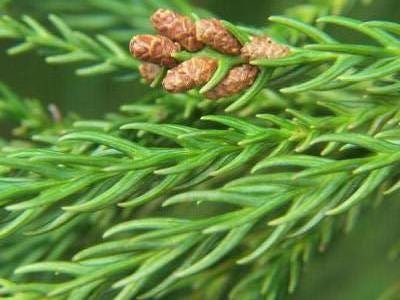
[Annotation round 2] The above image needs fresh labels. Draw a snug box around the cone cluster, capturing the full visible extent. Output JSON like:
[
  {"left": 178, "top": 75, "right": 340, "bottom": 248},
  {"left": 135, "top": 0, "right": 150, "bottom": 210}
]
[{"left": 130, "top": 9, "right": 290, "bottom": 99}]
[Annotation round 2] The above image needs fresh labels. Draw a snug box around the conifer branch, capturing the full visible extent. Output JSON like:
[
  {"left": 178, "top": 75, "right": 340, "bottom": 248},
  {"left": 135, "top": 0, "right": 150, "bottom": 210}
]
[
  {"left": 0, "top": 81, "right": 399, "bottom": 298},
  {"left": 0, "top": 0, "right": 398, "bottom": 298},
  {"left": 0, "top": 14, "right": 139, "bottom": 76},
  {"left": 128, "top": 11, "right": 399, "bottom": 110},
  {"left": 3, "top": 0, "right": 212, "bottom": 43}
]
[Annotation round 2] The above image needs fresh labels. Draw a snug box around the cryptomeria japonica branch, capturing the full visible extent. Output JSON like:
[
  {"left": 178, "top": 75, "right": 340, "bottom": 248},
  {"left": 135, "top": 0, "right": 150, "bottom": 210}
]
[
  {"left": 0, "top": 1, "right": 399, "bottom": 299},
  {"left": 130, "top": 9, "right": 290, "bottom": 99}
]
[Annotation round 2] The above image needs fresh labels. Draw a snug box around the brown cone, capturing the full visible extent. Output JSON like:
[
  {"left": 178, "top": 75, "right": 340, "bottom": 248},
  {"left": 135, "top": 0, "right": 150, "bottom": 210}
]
[
  {"left": 163, "top": 57, "right": 218, "bottom": 93},
  {"left": 204, "top": 64, "right": 259, "bottom": 99},
  {"left": 129, "top": 34, "right": 181, "bottom": 68},
  {"left": 139, "top": 63, "right": 162, "bottom": 83},
  {"left": 196, "top": 19, "right": 242, "bottom": 55},
  {"left": 241, "top": 36, "right": 290, "bottom": 61},
  {"left": 151, "top": 9, "right": 204, "bottom": 52}
]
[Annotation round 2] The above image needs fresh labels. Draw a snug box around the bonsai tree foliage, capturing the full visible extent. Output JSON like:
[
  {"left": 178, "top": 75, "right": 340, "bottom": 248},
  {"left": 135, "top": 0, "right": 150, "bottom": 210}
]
[{"left": 0, "top": 0, "right": 399, "bottom": 299}]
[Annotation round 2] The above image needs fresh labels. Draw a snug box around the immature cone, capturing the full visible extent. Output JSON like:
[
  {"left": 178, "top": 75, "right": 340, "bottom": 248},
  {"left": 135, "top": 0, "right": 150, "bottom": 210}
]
[
  {"left": 151, "top": 9, "right": 204, "bottom": 52},
  {"left": 129, "top": 34, "right": 181, "bottom": 67},
  {"left": 163, "top": 57, "right": 218, "bottom": 93},
  {"left": 241, "top": 36, "right": 290, "bottom": 61},
  {"left": 139, "top": 62, "right": 162, "bottom": 83},
  {"left": 204, "top": 64, "right": 259, "bottom": 99},
  {"left": 196, "top": 19, "right": 242, "bottom": 55}
]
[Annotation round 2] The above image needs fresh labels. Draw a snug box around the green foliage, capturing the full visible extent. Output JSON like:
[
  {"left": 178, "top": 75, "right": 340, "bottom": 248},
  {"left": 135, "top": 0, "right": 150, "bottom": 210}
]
[
  {"left": 0, "top": 83, "right": 52, "bottom": 136},
  {"left": 0, "top": 14, "right": 139, "bottom": 77},
  {"left": 3, "top": 0, "right": 213, "bottom": 42},
  {"left": 0, "top": 0, "right": 399, "bottom": 299}
]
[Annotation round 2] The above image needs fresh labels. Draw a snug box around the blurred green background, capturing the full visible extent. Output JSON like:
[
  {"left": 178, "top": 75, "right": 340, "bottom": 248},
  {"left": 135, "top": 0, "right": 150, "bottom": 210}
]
[{"left": 1, "top": 1, "right": 399, "bottom": 299}]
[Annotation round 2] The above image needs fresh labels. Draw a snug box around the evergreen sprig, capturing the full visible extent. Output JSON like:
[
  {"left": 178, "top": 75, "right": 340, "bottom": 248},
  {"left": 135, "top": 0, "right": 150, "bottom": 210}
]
[
  {"left": 8, "top": 0, "right": 212, "bottom": 42},
  {"left": 0, "top": 14, "right": 139, "bottom": 77},
  {"left": 2, "top": 13, "right": 399, "bottom": 110},
  {"left": 0, "top": 82, "right": 399, "bottom": 298},
  {"left": 0, "top": 0, "right": 399, "bottom": 299}
]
